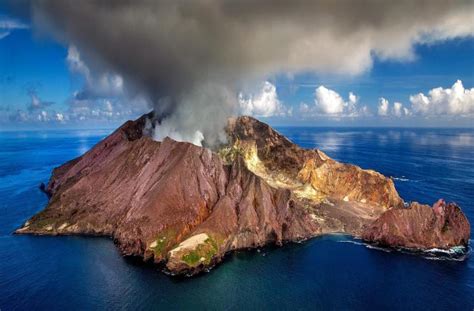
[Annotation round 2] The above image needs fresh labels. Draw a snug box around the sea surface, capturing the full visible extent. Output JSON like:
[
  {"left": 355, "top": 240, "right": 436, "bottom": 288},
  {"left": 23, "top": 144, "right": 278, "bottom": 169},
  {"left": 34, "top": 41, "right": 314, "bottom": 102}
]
[{"left": 0, "top": 127, "right": 473, "bottom": 310}]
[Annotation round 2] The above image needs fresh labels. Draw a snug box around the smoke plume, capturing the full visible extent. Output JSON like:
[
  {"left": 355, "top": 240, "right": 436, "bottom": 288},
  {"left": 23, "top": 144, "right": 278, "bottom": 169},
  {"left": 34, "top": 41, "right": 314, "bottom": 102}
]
[{"left": 31, "top": 0, "right": 473, "bottom": 145}]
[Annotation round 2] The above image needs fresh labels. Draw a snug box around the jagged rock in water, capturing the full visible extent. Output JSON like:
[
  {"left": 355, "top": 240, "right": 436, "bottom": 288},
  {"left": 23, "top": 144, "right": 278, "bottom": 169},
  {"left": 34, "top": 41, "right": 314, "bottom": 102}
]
[
  {"left": 361, "top": 199, "right": 470, "bottom": 250},
  {"left": 15, "top": 114, "right": 470, "bottom": 275}
]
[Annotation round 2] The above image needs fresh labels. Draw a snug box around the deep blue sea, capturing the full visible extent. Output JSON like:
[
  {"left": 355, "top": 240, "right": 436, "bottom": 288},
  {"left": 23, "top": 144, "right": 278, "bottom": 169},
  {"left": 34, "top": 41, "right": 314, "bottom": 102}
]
[{"left": 1, "top": 128, "right": 473, "bottom": 310}]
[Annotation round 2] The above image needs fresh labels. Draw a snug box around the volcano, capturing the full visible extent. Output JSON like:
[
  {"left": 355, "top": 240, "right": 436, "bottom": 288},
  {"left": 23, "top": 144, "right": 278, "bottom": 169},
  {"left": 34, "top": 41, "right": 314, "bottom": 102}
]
[{"left": 16, "top": 114, "right": 470, "bottom": 275}]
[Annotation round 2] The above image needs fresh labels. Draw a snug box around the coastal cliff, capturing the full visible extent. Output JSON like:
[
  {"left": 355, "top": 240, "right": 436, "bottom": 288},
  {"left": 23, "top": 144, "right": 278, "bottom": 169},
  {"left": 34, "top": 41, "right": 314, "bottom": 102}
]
[{"left": 16, "top": 114, "right": 470, "bottom": 275}]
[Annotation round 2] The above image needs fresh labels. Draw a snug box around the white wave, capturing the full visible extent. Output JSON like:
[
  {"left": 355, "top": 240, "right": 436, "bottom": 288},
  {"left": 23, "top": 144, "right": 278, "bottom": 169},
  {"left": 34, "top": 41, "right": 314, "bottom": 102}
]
[
  {"left": 337, "top": 240, "right": 392, "bottom": 252},
  {"left": 338, "top": 239, "right": 468, "bottom": 259},
  {"left": 366, "top": 244, "right": 392, "bottom": 253},
  {"left": 337, "top": 240, "right": 366, "bottom": 246},
  {"left": 423, "top": 255, "right": 466, "bottom": 262},
  {"left": 425, "top": 246, "right": 467, "bottom": 255},
  {"left": 392, "top": 177, "right": 410, "bottom": 182}
]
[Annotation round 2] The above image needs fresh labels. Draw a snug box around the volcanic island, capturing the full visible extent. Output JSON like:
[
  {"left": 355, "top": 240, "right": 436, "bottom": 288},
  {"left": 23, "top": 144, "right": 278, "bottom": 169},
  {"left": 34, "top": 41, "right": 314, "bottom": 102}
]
[{"left": 16, "top": 114, "right": 470, "bottom": 275}]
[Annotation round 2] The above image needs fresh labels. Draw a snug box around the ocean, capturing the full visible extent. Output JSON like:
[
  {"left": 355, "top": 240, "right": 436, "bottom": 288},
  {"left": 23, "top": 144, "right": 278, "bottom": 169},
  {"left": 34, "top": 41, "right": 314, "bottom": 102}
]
[{"left": 0, "top": 127, "right": 473, "bottom": 310}]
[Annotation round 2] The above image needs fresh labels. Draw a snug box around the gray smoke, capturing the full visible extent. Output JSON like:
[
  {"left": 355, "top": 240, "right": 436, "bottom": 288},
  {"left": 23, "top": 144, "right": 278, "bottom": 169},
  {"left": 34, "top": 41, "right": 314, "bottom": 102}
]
[{"left": 31, "top": 0, "right": 473, "bottom": 145}]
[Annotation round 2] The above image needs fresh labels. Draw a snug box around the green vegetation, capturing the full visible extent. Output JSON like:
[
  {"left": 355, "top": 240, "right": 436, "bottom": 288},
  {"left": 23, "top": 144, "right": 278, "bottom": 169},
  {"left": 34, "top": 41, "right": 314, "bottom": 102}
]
[
  {"left": 181, "top": 236, "right": 219, "bottom": 267},
  {"left": 150, "top": 228, "right": 176, "bottom": 258}
]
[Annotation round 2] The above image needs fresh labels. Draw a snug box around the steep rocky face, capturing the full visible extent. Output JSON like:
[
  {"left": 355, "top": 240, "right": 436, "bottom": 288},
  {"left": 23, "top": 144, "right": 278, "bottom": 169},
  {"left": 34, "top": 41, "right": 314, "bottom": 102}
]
[
  {"left": 362, "top": 199, "right": 470, "bottom": 249},
  {"left": 225, "top": 116, "right": 403, "bottom": 210},
  {"left": 16, "top": 114, "right": 470, "bottom": 275}
]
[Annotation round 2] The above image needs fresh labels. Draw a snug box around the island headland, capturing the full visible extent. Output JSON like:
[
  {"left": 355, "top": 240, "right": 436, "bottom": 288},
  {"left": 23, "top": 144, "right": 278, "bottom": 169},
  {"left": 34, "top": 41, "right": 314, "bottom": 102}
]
[{"left": 16, "top": 113, "right": 470, "bottom": 275}]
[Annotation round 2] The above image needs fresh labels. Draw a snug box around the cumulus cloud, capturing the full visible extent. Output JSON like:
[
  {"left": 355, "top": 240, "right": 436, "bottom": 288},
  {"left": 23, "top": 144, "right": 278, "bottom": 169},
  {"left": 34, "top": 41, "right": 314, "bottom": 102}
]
[
  {"left": 410, "top": 80, "right": 474, "bottom": 116},
  {"left": 6, "top": 85, "right": 146, "bottom": 125},
  {"left": 315, "top": 86, "right": 345, "bottom": 115},
  {"left": 316, "top": 86, "right": 357, "bottom": 115},
  {"left": 3, "top": 44, "right": 146, "bottom": 126},
  {"left": 6, "top": 88, "right": 61, "bottom": 124},
  {"left": 377, "top": 98, "right": 390, "bottom": 116},
  {"left": 300, "top": 86, "right": 369, "bottom": 118},
  {"left": 29, "top": 0, "right": 474, "bottom": 143},
  {"left": 67, "top": 96, "right": 147, "bottom": 122},
  {"left": 0, "top": 15, "right": 29, "bottom": 40},
  {"left": 55, "top": 112, "right": 64, "bottom": 122},
  {"left": 393, "top": 102, "right": 410, "bottom": 117},
  {"left": 239, "top": 81, "right": 286, "bottom": 117},
  {"left": 378, "top": 98, "right": 410, "bottom": 118},
  {"left": 10, "top": 108, "right": 64, "bottom": 123}
]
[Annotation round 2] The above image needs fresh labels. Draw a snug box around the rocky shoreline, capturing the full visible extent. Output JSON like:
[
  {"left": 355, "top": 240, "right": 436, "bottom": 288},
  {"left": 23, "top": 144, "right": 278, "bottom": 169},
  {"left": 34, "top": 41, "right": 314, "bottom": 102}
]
[{"left": 16, "top": 114, "right": 470, "bottom": 275}]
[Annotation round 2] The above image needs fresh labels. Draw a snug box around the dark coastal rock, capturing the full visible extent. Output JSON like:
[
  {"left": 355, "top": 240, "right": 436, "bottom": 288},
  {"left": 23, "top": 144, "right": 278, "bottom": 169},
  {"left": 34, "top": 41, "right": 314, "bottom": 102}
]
[
  {"left": 15, "top": 114, "right": 471, "bottom": 275},
  {"left": 39, "top": 182, "right": 51, "bottom": 198},
  {"left": 362, "top": 199, "right": 470, "bottom": 250}
]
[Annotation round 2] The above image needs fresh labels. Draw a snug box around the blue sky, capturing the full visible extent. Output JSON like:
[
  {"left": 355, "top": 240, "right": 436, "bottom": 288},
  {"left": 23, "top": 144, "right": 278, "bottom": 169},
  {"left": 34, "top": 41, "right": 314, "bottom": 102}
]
[
  {"left": 0, "top": 5, "right": 473, "bottom": 129},
  {"left": 275, "top": 39, "right": 474, "bottom": 105}
]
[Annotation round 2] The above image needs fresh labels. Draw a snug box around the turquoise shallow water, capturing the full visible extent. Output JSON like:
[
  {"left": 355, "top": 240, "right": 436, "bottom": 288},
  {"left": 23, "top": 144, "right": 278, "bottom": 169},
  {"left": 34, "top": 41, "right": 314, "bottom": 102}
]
[{"left": 0, "top": 128, "right": 473, "bottom": 310}]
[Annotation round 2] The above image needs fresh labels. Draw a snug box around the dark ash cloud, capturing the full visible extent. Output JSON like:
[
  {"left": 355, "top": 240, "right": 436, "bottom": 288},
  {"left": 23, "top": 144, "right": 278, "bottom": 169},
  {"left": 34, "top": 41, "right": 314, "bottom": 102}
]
[{"left": 30, "top": 0, "right": 474, "bottom": 144}]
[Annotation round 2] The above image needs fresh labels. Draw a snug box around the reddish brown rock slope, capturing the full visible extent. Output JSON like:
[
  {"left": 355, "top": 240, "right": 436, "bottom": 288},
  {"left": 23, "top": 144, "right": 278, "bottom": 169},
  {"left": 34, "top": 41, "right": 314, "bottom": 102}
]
[
  {"left": 16, "top": 114, "right": 470, "bottom": 275},
  {"left": 362, "top": 199, "right": 470, "bottom": 249}
]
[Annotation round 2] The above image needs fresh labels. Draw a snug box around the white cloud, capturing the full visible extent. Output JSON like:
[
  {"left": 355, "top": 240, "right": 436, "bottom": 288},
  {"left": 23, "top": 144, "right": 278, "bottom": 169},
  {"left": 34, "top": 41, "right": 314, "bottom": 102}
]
[
  {"left": 393, "top": 102, "right": 410, "bottom": 117},
  {"left": 55, "top": 113, "right": 65, "bottom": 122},
  {"left": 299, "top": 103, "right": 312, "bottom": 114},
  {"left": 410, "top": 80, "right": 474, "bottom": 116},
  {"left": 8, "top": 92, "right": 146, "bottom": 125},
  {"left": 0, "top": 16, "right": 29, "bottom": 40},
  {"left": 37, "top": 110, "right": 48, "bottom": 122},
  {"left": 301, "top": 86, "right": 369, "bottom": 118},
  {"left": 10, "top": 106, "right": 62, "bottom": 124},
  {"left": 239, "top": 81, "right": 286, "bottom": 117},
  {"left": 47, "top": 46, "right": 149, "bottom": 123},
  {"left": 348, "top": 92, "right": 358, "bottom": 106},
  {"left": 378, "top": 98, "right": 410, "bottom": 118},
  {"left": 314, "top": 86, "right": 345, "bottom": 114},
  {"left": 4, "top": 45, "right": 148, "bottom": 125},
  {"left": 0, "top": 18, "right": 29, "bottom": 30},
  {"left": 377, "top": 98, "right": 390, "bottom": 116}
]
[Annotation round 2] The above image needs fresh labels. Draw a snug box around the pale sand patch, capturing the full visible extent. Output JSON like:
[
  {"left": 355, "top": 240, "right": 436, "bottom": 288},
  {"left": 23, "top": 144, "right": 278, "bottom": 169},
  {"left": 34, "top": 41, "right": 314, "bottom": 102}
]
[
  {"left": 16, "top": 226, "right": 30, "bottom": 233},
  {"left": 58, "top": 223, "right": 68, "bottom": 230},
  {"left": 169, "top": 233, "right": 209, "bottom": 256}
]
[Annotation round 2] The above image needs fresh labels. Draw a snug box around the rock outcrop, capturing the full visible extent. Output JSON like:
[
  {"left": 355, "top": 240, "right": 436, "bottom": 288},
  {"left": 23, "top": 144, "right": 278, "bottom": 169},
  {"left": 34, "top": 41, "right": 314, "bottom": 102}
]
[
  {"left": 362, "top": 199, "right": 470, "bottom": 250},
  {"left": 16, "top": 114, "right": 470, "bottom": 275}
]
